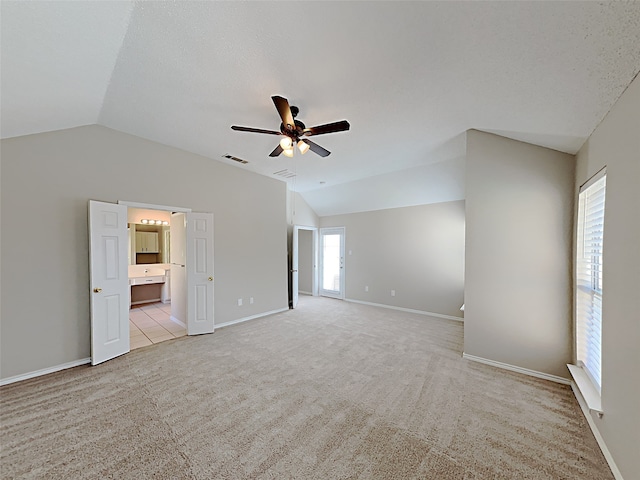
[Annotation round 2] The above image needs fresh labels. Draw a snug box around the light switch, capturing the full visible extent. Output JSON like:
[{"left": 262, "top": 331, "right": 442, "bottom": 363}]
[{"left": 237, "top": 298, "right": 243, "bottom": 306}]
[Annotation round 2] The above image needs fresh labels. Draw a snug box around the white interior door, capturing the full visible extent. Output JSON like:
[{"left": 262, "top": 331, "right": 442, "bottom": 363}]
[
  {"left": 89, "top": 200, "right": 129, "bottom": 365},
  {"left": 319, "top": 227, "right": 345, "bottom": 299},
  {"left": 186, "top": 212, "right": 214, "bottom": 335}
]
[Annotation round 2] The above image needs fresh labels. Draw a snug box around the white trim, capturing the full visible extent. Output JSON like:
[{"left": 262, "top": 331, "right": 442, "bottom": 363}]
[
  {"left": 569, "top": 382, "right": 624, "bottom": 480},
  {"left": 0, "top": 358, "right": 91, "bottom": 386},
  {"left": 170, "top": 316, "right": 187, "bottom": 328},
  {"left": 215, "top": 307, "right": 289, "bottom": 329},
  {"left": 567, "top": 364, "right": 603, "bottom": 415},
  {"left": 118, "top": 200, "right": 191, "bottom": 213},
  {"left": 579, "top": 166, "right": 607, "bottom": 192},
  {"left": 345, "top": 298, "right": 464, "bottom": 322},
  {"left": 462, "top": 353, "right": 570, "bottom": 385},
  {"left": 299, "top": 290, "right": 313, "bottom": 296}
]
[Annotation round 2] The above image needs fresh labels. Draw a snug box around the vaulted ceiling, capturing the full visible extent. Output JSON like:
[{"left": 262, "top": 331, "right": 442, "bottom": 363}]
[{"left": 2, "top": 1, "right": 639, "bottom": 216}]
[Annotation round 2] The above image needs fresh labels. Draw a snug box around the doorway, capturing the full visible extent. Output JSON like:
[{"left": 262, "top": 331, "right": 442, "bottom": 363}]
[
  {"left": 89, "top": 200, "right": 214, "bottom": 365},
  {"left": 291, "top": 225, "right": 318, "bottom": 308},
  {"left": 319, "top": 227, "right": 345, "bottom": 299},
  {"left": 127, "top": 206, "right": 182, "bottom": 350}
]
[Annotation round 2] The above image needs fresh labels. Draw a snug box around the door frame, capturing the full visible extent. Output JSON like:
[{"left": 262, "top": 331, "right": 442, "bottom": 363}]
[
  {"left": 319, "top": 226, "right": 346, "bottom": 300},
  {"left": 118, "top": 200, "right": 191, "bottom": 214},
  {"left": 292, "top": 225, "right": 318, "bottom": 308}
]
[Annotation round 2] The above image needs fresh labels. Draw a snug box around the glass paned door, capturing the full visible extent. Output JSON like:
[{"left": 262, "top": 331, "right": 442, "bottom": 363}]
[{"left": 319, "top": 227, "right": 345, "bottom": 299}]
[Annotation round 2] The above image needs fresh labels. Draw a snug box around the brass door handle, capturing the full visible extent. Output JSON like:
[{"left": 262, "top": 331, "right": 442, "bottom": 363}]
[
  {"left": 208, "top": 277, "right": 213, "bottom": 281},
  {"left": 93, "top": 288, "right": 102, "bottom": 293}
]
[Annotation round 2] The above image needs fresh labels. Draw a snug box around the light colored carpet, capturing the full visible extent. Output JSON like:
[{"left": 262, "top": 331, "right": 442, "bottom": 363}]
[{"left": 1, "top": 296, "right": 612, "bottom": 479}]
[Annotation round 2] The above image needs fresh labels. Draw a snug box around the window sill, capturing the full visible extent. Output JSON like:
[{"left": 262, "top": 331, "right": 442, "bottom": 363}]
[{"left": 567, "top": 364, "right": 603, "bottom": 417}]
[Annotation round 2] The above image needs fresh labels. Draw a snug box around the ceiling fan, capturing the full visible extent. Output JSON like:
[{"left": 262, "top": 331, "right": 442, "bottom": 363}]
[{"left": 231, "top": 96, "right": 350, "bottom": 158}]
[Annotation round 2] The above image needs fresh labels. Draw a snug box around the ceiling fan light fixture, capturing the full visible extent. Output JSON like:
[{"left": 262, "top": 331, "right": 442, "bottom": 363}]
[
  {"left": 231, "top": 95, "right": 349, "bottom": 158},
  {"left": 297, "top": 140, "right": 309, "bottom": 155},
  {"left": 280, "top": 137, "right": 293, "bottom": 149}
]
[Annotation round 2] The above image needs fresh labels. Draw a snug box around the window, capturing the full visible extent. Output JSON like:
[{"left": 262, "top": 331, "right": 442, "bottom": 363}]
[{"left": 575, "top": 169, "right": 606, "bottom": 393}]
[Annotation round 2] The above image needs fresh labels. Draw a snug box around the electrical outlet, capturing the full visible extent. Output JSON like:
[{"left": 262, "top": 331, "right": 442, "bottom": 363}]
[
  {"left": 365, "top": 286, "right": 369, "bottom": 292},
  {"left": 237, "top": 298, "right": 243, "bottom": 306},
  {"left": 250, "top": 297, "right": 254, "bottom": 304},
  {"left": 391, "top": 290, "right": 396, "bottom": 297}
]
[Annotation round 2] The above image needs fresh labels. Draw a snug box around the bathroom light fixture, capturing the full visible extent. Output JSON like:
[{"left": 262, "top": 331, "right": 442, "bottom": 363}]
[{"left": 140, "top": 219, "right": 169, "bottom": 226}]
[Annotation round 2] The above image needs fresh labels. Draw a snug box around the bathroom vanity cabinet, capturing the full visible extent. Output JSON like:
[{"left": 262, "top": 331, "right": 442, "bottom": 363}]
[{"left": 135, "top": 231, "right": 159, "bottom": 253}]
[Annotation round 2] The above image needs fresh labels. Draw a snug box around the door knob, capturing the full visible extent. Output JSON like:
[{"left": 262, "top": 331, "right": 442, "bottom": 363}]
[
  {"left": 93, "top": 287, "right": 102, "bottom": 293},
  {"left": 208, "top": 277, "right": 213, "bottom": 281}
]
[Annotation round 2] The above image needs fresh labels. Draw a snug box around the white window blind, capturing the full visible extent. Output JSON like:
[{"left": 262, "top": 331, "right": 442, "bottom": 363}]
[{"left": 576, "top": 171, "right": 606, "bottom": 393}]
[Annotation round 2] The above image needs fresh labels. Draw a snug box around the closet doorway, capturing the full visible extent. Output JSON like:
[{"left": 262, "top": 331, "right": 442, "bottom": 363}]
[{"left": 291, "top": 225, "right": 318, "bottom": 308}]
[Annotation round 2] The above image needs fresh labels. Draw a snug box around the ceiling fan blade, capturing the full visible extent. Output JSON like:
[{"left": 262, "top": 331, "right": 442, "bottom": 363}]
[
  {"left": 272, "top": 96, "right": 295, "bottom": 130},
  {"left": 269, "top": 144, "right": 284, "bottom": 157},
  {"left": 231, "top": 125, "right": 281, "bottom": 135},
  {"left": 302, "top": 139, "right": 331, "bottom": 157},
  {"left": 303, "top": 120, "right": 350, "bottom": 137}
]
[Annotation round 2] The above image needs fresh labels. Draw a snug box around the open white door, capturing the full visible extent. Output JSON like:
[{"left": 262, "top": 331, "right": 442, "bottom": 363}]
[
  {"left": 89, "top": 200, "right": 129, "bottom": 365},
  {"left": 186, "top": 212, "right": 214, "bottom": 335},
  {"left": 292, "top": 225, "right": 300, "bottom": 308}
]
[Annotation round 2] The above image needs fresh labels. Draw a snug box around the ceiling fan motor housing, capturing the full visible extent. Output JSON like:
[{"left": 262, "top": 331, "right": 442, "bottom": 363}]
[{"left": 280, "top": 117, "right": 306, "bottom": 139}]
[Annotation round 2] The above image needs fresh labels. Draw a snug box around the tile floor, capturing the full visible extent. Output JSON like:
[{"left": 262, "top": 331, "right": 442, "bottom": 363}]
[{"left": 129, "top": 302, "right": 186, "bottom": 350}]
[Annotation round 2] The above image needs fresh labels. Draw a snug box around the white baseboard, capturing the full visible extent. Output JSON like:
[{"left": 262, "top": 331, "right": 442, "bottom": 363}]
[
  {"left": 0, "top": 358, "right": 91, "bottom": 386},
  {"left": 569, "top": 382, "right": 624, "bottom": 480},
  {"left": 345, "top": 298, "right": 464, "bottom": 322},
  {"left": 299, "top": 290, "right": 312, "bottom": 296},
  {"left": 215, "top": 307, "right": 289, "bottom": 329},
  {"left": 170, "top": 316, "right": 187, "bottom": 328},
  {"left": 1, "top": 307, "right": 289, "bottom": 386},
  {"left": 462, "top": 353, "right": 571, "bottom": 385}
]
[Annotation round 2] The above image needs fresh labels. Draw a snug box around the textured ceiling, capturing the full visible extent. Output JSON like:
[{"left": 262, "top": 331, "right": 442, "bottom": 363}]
[{"left": 2, "top": 1, "right": 640, "bottom": 216}]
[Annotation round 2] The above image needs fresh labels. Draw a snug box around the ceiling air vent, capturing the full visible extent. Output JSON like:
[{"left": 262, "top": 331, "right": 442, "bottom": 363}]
[
  {"left": 273, "top": 169, "right": 297, "bottom": 179},
  {"left": 223, "top": 154, "right": 248, "bottom": 164}
]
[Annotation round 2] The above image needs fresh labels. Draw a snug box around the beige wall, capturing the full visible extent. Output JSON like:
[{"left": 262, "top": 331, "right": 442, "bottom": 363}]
[
  {"left": 0, "top": 125, "right": 288, "bottom": 379},
  {"left": 574, "top": 75, "right": 640, "bottom": 479},
  {"left": 464, "top": 130, "right": 575, "bottom": 379},
  {"left": 320, "top": 201, "right": 465, "bottom": 318},
  {"left": 289, "top": 191, "right": 319, "bottom": 228}
]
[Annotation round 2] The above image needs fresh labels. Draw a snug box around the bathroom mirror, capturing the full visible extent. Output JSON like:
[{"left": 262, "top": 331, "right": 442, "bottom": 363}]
[{"left": 128, "top": 223, "right": 171, "bottom": 265}]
